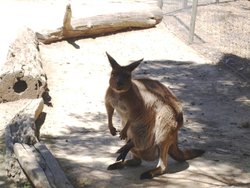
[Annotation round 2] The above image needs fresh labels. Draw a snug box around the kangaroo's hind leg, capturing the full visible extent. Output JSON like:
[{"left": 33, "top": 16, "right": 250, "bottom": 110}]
[
  {"left": 140, "top": 137, "right": 172, "bottom": 179},
  {"left": 124, "top": 155, "right": 142, "bottom": 167},
  {"left": 108, "top": 139, "right": 141, "bottom": 170}
]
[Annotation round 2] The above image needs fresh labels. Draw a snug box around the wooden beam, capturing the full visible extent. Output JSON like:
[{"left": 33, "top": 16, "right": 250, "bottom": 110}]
[
  {"left": 34, "top": 142, "right": 74, "bottom": 188},
  {"left": 14, "top": 143, "right": 51, "bottom": 188}
]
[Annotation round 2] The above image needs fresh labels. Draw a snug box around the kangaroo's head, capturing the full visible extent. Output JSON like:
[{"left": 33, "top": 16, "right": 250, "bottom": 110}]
[{"left": 106, "top": 52, "right": 143, "bottom": 93}]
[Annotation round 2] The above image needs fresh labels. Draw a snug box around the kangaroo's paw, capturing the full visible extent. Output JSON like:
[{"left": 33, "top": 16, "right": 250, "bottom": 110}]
[
  {"left": 119, "top": 129, "right": 127, "bottom": 140},
  {"left": 109, "top": 126, "right": 117, "bottom": 136},
  {"left": 107, "top": 161, "right": 125, "bottom": 170}
]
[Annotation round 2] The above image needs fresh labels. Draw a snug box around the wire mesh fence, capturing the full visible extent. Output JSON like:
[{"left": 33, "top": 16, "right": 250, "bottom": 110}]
[{"left": 162, "top": 0, "right": 250, "bottom": 61}]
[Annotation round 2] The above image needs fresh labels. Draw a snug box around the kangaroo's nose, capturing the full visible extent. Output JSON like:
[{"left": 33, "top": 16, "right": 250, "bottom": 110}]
[{"left": 117, "top": 77, "right": 124, "bottom": 87}]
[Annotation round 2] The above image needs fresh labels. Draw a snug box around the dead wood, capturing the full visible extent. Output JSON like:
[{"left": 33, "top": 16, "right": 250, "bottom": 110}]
[
  {"left": 4, "top": 98, "right": 74, "bottom": 187},
  {"left": 37, "top": 1, "right": 163, "bottom": 44},
  {"left": 13, "top": 143, "right": 51, "bottom": 188},
  {"left": 5, "top": 98, "right": 44, "bottom": 184},
  {"left": 0, "top": 28, "right": 47, "bottom": 103}
]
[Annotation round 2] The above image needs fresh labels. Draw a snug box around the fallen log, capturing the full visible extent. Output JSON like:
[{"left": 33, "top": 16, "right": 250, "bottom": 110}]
[
  {"left": 13, "top": 143, "right": 51, "bottom": 188},
  {"left": 4, "top": 98, "right": 74, "bottom": 187},
  {"left": 14, "top": 143, "right": 74, "bottom": 188},
  {"left": 0, "top": 28, "right": 47, "bottom": 103},
  {"left": 37, "top": 1, "right": 163, "bottom": 44},
  {"left": 5, "top": 98, "right": 44, "bottom": 183},
  {"left": 34, "top": 142, "right": 74, "bottom": 188}
]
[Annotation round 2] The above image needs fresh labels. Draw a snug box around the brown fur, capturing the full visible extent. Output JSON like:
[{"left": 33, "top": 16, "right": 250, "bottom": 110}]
[{"left": 105, "top": 52, "right": 204, "bottom": 179}]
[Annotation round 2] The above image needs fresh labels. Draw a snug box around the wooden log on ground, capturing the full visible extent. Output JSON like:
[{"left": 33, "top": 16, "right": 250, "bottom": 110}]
[
  {"left": 5, "top": 98, "right": 74, "bottom": 187},
  {"left": 0, "top": 28, "right": 47, "bottom": 103},
  {"left": 34, "top": 143, "right": 74, "bottom": 188},
  {"left": 5, "top": 98, "right": 44, "bottom": 183},
  {"left": 13, "top": 143, "right": 51, "bottom": 188},
  {"left": 37, "top": 0, "right": 163, "bottom": 44},
  {"left": 14, "top": 143, "right": 74, "bottom": 188}
]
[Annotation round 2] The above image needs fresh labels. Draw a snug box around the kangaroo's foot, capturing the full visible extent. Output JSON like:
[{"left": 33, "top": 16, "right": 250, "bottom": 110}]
[
  {"left": 140, "top": 167, "right": 164, "bottom": 180},
  {"left": 108, "top": 157, "right": 141, "bottom": 170},
  {"left": 125, "top": 158, "right": 142, "bottom": 167},
  {"left": 107, "top": 161, "right": 125, "bottom": 170}
]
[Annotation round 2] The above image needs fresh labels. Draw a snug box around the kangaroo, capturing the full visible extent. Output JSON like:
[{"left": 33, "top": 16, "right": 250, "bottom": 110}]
[{"left": 105, "top": 52, "right": 204, "bottom": 179}]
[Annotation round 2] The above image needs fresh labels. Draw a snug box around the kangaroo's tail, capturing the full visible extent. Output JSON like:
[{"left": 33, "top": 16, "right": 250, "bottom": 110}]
[{"left": 168, "top": 133, "right": 205, "bottom": 162}]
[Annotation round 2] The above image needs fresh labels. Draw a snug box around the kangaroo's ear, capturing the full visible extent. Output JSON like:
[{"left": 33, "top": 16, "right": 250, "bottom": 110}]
[
  {"left": 126, "top": 58, "right": 143, "bottom": 72},
  {"left": 106, "top": 52, "right": 120, "bottom": 69}
]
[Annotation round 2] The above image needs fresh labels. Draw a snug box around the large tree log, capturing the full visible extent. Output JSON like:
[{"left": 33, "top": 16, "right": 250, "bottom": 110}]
[
  {"left": 14, "top": 143, "right": 74, "bottom": 188},
  {"left": 4, "top": 98, "right": 74, "bottom": 187},
  {"left": 37, "top": 1, "right": 163, "bottom": 44},
  {"left": 13, "top": 143, "right": 51, "bottom": 188},
  {"left": 34, "top": 143, "right": 74, "bottom": 188},
  {"left": 0, "top": 28, "right": 47, "bottom": 103},
  {"left": 5, "top": 98, "right": 44, "bottom": 184}
]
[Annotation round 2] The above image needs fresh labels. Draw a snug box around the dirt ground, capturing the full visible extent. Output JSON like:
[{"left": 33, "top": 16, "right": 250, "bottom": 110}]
[{"left": 1, "top": 0, "right": 250, "bottom": 188}]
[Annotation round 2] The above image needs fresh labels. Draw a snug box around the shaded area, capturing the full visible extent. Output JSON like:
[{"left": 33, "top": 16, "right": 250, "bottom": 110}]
[
  {"left": 218, "top": 53, "right": 250, "bottom": 82},
  {"left": 41, "top": 55, "right": 250, "bottom": 187},
  {"left": 135, "top": 57, "right": 250, "bottom": 172}
]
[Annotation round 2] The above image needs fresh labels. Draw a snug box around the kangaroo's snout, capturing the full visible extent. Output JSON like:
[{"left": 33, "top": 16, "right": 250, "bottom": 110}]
[
  {"left": 111, "top": 74, "right": 130, "bottom": 92},
  {"left": 116, "top": 76, "right": 124, "bottom": 88}
]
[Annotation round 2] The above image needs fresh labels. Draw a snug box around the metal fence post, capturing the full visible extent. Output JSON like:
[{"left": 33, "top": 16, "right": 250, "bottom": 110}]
[
  {"left": 183, "top": 0, "right": 188, "bottom": 8},
  {"left": 189, "top": 0, "right": 198, "bottom": 43}
]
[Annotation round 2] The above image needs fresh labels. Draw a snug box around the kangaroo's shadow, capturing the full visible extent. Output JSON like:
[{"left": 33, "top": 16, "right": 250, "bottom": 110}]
[{"left": 167, "top": 160, "right": 189, "bottom": 174}]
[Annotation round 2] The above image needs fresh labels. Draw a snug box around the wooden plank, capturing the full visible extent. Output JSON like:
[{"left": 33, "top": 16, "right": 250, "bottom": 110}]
[
  {"left": 34, "top": 142, "right": 74, "bottom": 188},
  {"left": 13, "top": 143, "right": 51, "bottom": 188}
]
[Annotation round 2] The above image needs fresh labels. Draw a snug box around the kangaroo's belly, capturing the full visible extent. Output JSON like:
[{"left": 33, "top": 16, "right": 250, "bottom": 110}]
[{"left": 126, "top": 120, "right": 159, "bottom": 161}]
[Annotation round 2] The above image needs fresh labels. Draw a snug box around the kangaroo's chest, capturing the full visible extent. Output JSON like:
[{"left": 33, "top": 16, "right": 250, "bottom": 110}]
[
  {"left": 108, "top": 92, "right": 143, "bottom": 121},
  {"left": 113, "top": 98, "right": 129, "bottom": 116}
]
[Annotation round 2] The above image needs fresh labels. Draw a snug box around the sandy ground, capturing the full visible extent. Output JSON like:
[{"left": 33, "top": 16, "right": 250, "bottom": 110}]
[{"left": 1, "top": 0, "right": 250, "bottom": 188}]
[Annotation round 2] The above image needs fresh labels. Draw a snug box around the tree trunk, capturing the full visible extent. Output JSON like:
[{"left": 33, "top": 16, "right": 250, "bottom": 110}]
[
  {"left": 0, "top": 28, "right": 47, "bottom": 103},
  {"left": 5, "top": 99, "right": 44, "bottom": 184},
  {"left": 5, "top": 98, "right": 74, "bottom": 187}
]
